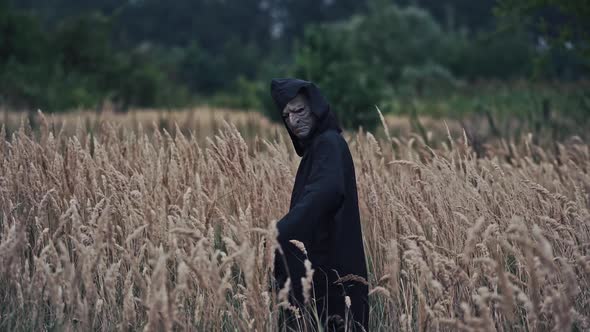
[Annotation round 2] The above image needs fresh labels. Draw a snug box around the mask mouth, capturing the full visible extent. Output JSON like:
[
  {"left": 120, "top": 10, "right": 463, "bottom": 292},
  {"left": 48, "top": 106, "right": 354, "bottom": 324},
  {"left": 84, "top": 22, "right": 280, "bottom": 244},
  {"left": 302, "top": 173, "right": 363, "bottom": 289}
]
[
  {"left": 290, "top": 126, "right": 305, "bottom": 137},
  {"left": 295, "top": 129, "right": 308, "bottom": 138},
  {"left": 289, "top": 119, "right": 314, "bottom": 136}
]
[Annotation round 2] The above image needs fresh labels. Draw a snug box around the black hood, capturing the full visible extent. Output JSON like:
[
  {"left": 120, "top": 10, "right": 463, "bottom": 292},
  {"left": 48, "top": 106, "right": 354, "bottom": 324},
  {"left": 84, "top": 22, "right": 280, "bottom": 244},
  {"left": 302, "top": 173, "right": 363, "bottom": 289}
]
[{"left": 270, "top": 78, "right": 342, "bottom": 156}]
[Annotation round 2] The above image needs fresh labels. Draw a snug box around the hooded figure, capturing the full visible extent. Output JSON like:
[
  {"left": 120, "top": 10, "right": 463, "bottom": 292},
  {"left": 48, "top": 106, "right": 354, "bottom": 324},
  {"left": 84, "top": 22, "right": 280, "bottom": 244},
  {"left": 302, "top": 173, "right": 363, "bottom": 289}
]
[{"left": 270, "top": 78, "right": 369, "bottom": 331}]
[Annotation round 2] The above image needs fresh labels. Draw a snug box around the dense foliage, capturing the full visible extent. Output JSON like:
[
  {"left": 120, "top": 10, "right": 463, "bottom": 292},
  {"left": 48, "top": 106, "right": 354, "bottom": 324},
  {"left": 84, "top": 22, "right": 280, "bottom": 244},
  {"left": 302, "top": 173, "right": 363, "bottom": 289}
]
[
  {"left": 0, "top": 5, "right": 189, "bottom": 111},
  {"left": 1, "top": 0, "right": 588, "bottom": 129}
]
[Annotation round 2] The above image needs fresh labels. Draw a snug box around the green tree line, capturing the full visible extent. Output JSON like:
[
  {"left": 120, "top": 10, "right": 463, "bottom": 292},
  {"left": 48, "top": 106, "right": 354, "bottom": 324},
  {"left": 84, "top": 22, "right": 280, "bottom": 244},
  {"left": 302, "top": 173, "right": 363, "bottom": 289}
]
[{"left": 1, "top": 0, "right": 588, "bottom": 129}]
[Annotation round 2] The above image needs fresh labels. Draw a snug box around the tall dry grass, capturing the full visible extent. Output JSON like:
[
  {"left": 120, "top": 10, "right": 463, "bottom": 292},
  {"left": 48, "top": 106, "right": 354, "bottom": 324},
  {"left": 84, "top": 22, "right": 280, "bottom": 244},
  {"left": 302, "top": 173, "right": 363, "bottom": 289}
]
[
  {"left": 0, "top": 107, "right": 280, "bottom": 146},
  {"left": 0, "top": 111, "right": 589, "bottom": 331}
]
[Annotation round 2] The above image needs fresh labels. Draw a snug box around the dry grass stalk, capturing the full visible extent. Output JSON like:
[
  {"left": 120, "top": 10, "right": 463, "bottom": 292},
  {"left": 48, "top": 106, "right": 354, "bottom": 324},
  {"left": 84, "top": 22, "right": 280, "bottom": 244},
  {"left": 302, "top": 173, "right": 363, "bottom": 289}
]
[{"left": 0, "top": 110, "right": 588, "bottom": 331}]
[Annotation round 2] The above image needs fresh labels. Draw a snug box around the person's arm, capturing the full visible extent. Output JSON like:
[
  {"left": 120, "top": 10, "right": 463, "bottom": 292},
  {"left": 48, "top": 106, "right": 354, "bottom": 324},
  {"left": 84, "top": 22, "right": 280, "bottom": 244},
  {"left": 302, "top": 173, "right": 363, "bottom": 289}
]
[{"left": 276, "top": 133, "right": 346, "bottom": 244}]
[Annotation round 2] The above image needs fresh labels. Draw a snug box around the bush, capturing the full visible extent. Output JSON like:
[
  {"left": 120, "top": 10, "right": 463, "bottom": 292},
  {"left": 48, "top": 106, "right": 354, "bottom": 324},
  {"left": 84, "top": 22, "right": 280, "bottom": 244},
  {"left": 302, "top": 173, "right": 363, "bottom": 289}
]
[
  {"left": 180, "top": 39, "right": 263, "bottom": 95},
  {"left": 438, "top": 24, "right": 535, "bottom": 80},
  {"left": 0, "top": 7, "right": 191, "bottom": 111},
  {"left": 289, "top": 2, "right": 539, "bottom": 129},
  {"left": 292, "top": 5, "right": 446, "bottom": 130},
  {"left": 293, "top": 20, "right": 386, "bottom": 130}
]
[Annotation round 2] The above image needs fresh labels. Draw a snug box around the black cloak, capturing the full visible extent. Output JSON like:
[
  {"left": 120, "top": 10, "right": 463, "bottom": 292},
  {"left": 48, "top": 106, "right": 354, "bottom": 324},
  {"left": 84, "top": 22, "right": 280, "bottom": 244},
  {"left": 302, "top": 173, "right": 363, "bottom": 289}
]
[{"left": 270, "top": 78, "right": 369, "bottom": 331}]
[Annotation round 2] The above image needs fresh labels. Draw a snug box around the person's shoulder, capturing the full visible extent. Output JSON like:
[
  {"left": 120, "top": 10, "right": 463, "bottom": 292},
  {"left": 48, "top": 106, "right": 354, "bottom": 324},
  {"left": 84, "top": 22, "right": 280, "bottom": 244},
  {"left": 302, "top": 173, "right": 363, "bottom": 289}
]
[
  {"left": 316, "top": 129, "right": 342, "bottom": 142},
  {"left": 313, "top": 130, "right": 347, "bottom": 151}
]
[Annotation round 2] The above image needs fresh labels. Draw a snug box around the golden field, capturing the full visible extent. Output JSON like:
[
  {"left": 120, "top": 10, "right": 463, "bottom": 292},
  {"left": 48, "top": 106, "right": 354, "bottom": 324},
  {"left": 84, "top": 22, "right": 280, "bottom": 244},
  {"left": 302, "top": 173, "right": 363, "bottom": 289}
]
[{"left": 0, "top": 109, "right": 588, "bottom": 331}]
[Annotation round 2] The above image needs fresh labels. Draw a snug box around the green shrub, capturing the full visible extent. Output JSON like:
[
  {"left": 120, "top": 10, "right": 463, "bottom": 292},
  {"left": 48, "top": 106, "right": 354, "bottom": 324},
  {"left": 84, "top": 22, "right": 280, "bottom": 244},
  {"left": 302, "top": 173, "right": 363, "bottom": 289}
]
[
  {"left": 291, "top": 5, "right": 445, "bottom": 130},
  {"left": 0, "top": 6, "right": 191, "bottom": 111}
]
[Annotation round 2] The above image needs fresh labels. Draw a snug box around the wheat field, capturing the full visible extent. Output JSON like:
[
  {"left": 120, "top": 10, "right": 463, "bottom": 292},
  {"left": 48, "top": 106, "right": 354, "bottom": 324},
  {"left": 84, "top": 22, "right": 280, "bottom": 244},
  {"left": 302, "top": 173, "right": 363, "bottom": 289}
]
[{"left": 0, "top": 110, "right": 589, "bottom": 331}]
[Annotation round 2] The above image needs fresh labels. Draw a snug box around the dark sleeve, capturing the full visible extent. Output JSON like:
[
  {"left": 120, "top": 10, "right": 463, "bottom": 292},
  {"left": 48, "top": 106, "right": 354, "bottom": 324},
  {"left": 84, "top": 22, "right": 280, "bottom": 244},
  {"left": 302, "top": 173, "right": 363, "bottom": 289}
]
[{"left": 276, "top": 133, "right": 346, "bottom": 243}]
